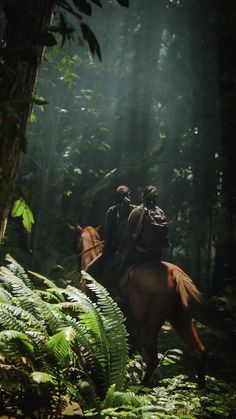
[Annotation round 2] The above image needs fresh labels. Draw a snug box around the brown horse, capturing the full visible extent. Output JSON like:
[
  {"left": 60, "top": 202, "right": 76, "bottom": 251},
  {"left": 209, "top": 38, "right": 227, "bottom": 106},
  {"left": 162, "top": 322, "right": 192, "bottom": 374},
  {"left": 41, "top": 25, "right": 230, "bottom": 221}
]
[
  {"left": 75, "top": 223, "right": 104, "bottom": 270},
  {"left": 76, "top": 225, "right": 206, "bottom": 388}
]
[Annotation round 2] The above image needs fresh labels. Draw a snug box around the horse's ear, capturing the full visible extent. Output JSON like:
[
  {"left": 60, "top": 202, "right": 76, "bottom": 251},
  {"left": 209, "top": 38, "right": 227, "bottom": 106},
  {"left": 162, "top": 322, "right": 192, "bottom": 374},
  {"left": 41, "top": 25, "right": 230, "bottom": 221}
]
[{"left": 75, "top": 223, "right": 83, "bottom": 233}]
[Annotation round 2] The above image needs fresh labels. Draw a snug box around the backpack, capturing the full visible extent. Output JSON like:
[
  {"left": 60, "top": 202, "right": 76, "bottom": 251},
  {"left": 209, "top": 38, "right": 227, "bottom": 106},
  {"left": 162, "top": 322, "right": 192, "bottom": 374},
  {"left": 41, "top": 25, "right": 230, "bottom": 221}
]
[{"left": 139, "top": 207, "right": 169, "bottom": 250}]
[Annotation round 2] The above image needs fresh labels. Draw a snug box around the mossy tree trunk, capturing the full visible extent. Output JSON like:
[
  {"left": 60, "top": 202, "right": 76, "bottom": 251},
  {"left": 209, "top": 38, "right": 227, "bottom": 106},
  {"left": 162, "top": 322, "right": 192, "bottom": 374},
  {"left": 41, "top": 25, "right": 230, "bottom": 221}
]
[{"left": 0, "top": 0, "right": 56, "bottom": 244}]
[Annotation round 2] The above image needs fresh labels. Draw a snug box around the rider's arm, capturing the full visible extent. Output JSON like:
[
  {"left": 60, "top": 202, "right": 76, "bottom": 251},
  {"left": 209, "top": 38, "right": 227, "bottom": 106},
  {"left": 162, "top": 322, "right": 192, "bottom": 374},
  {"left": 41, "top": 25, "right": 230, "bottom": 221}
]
[{"left": 124, "top": 206, "right": 143, "bottom": 246}]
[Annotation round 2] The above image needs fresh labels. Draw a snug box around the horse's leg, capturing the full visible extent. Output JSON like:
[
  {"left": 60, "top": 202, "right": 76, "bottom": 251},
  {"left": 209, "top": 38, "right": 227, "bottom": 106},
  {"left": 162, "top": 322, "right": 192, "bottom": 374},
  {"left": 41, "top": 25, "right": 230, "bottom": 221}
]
[
  {"left": 169, "top": 310, "right": 206, "bottom": 388},
  {"left": 140, "top": 322, "right": 161, "bottom": 386}
]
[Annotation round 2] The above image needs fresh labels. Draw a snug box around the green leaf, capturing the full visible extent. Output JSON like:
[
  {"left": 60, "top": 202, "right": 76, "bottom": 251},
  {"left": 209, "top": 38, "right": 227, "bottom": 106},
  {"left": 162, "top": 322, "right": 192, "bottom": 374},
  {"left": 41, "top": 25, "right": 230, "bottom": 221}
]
[
  {"left": 22, "top": 205, "right": 35, "bottom": 234},
  {"left": 31, "top": 371, "right": 56, "bottom": 384},
  {"left": 81, "top": 23, "right": 101, "bottom": 61},
  {"left": 74, "top": 168, "right": 82, "bottom": 174},
  {"left": 31, "top": 96, "right": 49, "bottom": 105},
  {"left": 11, "top": 199, "right": 25, "bottom": 217}
]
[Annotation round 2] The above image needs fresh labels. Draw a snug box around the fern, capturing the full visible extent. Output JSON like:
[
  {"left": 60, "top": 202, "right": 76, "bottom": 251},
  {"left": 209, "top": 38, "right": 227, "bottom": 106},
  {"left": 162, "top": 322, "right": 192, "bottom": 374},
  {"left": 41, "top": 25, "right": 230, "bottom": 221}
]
[
  {"left": 45, "top": 327, "right": 76, "bottom": 367},
  {"left": 31, "top": 371, "right": 56, "bottom": 384},
  {"left": 62, "top": 287, "right": 111, "bottom": 397},
  {"left": 5, "top": 254, "right": 34, "bottom": 290},
  {"left": 0, "top": 330, "right": 34, "bottom": 359},
  {"left": 28, "top": 270, "right": 59, "bottom": 289},
  {"left": 0, "top": 285, "right": 12, "bottom": 302},
  {"left": 0, "top": 303, "right": 46, "bottom": 333},
  {"left": 0, "top": 256, "right": 132, "bottom": 416},
  {"left": 0, "top": 266, "right": 33, "bottom": 297},
  {"left": 83, "top": 272, "right": 129, "bottom": 391}
]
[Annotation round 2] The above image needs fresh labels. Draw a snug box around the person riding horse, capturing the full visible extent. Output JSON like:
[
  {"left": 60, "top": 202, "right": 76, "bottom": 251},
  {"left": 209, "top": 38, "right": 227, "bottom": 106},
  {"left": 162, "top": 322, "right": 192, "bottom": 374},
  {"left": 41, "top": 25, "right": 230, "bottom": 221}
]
[
  {"left": 123, "top": 185, "right": 169, "bottom": 265},
  {"left": 86, "top": 185, "right": 134, "bottom": 278}
]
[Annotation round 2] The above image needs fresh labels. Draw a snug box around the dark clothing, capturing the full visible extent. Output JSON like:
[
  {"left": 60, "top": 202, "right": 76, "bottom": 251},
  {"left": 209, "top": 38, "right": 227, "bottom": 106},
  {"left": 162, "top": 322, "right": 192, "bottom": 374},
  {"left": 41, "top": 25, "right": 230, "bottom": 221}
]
[
  {"left": 86, "top": 200, "right": 134, "bottom": 278},
  {"left": 123, "top": 203, "right": 169, "bottom": 264},
  {"left": 104, "top": 201, "right": 135, "bottom": 252}
]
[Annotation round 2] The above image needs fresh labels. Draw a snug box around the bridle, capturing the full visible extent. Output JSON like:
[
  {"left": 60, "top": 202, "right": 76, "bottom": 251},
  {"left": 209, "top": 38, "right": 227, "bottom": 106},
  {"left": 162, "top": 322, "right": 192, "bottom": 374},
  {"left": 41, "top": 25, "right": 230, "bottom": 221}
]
[{"left": 78, "top": 240, "right": 105, "bottom": 258}]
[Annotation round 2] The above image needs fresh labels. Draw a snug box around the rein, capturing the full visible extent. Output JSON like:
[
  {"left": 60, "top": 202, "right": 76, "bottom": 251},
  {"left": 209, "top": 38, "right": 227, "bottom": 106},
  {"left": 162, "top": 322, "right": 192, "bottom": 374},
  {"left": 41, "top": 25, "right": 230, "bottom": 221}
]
[{"left": 78, "top": 240, "right": 105, "bottom": 258}]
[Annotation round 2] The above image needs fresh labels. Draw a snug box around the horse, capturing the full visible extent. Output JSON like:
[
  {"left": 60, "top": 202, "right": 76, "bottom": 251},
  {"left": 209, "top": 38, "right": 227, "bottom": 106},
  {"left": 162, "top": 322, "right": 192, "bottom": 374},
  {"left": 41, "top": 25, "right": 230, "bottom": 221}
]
[
  {"left": 75, "top": 225, "right": 206, "bottom": 388},
  {"left": 75, "top": 223, "right": 104, "bottom": 270}
]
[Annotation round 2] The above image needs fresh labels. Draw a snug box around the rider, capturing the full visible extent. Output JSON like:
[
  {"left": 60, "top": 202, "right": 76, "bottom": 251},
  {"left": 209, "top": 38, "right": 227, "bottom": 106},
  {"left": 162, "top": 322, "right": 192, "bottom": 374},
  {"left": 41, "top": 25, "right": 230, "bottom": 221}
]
[
  {"left": 86, "top": 185, "right": 134, "bottom": 278},
  {"left": 123, "top": 185, "right": 169, "bottom": 264}
]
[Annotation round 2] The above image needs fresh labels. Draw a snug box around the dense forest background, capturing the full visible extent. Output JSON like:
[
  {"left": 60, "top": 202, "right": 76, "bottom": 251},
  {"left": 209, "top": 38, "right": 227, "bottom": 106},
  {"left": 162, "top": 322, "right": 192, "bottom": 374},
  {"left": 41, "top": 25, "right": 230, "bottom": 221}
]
[{"left": 2, "top": 0, "right": 236, "bottom": 298}]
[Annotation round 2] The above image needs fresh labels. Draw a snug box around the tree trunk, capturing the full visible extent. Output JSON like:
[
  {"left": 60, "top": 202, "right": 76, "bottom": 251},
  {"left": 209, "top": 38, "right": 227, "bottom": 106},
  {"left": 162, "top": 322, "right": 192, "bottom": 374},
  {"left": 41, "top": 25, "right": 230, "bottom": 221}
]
[
  {"left": 214, "top": 0, "right": 236, "bottom": 286},
  {"left": 0, "top": 0, "right": 56, "bottom": 244}
]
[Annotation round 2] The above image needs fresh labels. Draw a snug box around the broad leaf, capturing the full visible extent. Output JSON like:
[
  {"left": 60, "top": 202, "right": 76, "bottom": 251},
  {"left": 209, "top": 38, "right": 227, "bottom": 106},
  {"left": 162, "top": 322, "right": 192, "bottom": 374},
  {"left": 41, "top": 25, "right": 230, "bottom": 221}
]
[
  {"left": 81, "top": 23, "right": 101, "bottom": 61},
  {"left": 11, "top": 199, "right": 25, "bottom": 217},
  {"left": 22, "top": 205, "right": 35, "bottom": 233}
]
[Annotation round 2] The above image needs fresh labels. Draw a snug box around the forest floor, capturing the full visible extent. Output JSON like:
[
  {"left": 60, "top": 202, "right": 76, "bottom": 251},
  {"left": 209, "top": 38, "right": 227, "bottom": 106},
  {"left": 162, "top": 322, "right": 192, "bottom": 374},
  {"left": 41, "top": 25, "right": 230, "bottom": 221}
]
[{"left": 122, "top": 322, "right": 236, "bottom": 419}]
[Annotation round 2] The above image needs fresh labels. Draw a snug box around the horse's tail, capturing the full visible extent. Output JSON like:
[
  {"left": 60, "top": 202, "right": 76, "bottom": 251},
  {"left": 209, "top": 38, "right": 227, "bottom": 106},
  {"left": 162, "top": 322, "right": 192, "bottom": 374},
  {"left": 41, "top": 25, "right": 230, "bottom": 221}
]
[{"left": 172, "top": 267, "right": 202, "bottom": 308}]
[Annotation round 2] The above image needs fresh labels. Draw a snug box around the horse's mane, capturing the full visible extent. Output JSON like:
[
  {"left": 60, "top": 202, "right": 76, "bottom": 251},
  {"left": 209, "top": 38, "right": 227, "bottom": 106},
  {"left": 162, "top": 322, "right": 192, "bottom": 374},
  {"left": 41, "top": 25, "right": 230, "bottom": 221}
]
[
  {"left": 162, "top": 261, "right": 201, "bottom": 306},
  {"left": 83, "top": 226, "right": 104, "bottom": 254}
]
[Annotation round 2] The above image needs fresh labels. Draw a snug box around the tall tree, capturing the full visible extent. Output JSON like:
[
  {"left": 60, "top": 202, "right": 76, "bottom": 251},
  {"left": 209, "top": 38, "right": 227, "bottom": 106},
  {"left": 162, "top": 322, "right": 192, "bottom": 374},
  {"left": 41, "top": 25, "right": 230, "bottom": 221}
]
[
  {"left": 0, "top": 0, "right": 56, "bottom": 243},
  {"left": 0, "top": 0, "right": 128, "bottom": 245}
]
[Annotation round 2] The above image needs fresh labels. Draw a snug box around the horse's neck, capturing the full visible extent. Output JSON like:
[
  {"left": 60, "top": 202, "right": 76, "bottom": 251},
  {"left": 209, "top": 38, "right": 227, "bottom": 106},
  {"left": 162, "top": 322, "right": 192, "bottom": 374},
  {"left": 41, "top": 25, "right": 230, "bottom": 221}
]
[{"left": 81, "top": 230, "right": 94, "bottom": 251}]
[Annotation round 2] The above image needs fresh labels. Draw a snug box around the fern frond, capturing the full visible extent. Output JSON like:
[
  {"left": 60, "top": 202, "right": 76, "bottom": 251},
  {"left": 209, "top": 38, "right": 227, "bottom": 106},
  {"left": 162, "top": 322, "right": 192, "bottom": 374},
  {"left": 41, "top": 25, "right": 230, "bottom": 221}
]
[
  {"left": 31, "top": 371, "right": 56, "bottom": 384},
  {"left": 0, "top": 330, "right": 34, "bottom": 359},
  {"left": 5, "top": 254, "right": 34, "bottom": 289},
  {"left": 105, "top": 390, "right": 143, "bottom": 408},
  {"left": 0, "top": 266, "right": 33, "bottom": 297},
  {"left": 45, "top": 327, "right": 76, "bottom": 367},
  {"left": 103, "top": 383, "right": 116, "bottom": 409},
  {"left": 0, "top": 303, "right": 46, "bottom": 333},
  {"left": 0, "top": 286, "right": 12, "bottom": 302},
  {"left": 62, "top": 285, "right": 94, "bottom": 310},
  {"left": 0, "top": 305, "right": 29, "bottom": 332},
  {"left": 57, "top": 295, "right": 111, "bottom": 397},
  {"left": 35, "top": 289, "right": 62, "bottom": 303},
  {"left": 28, "top": 270, "right": 58, "bottom": 289},
  {"left": 83, "top": 272, "right": 129, "bottom": 391}
]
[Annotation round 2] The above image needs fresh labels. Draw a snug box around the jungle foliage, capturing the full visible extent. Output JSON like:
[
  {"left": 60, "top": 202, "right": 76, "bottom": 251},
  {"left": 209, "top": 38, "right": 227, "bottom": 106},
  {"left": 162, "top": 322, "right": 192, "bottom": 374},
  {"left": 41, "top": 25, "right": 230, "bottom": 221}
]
[
  {"left": 1, "top": 0, "right": 235, "bottom": 298},
  {"left": 0, "top": 0, "right": 129, "bottom": 244},
  {"left": 0, "top": 256, "right": 235, "bottom": 418},
  {"left": 0, "top": 1, "right": 236, "bottom": 416}
]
